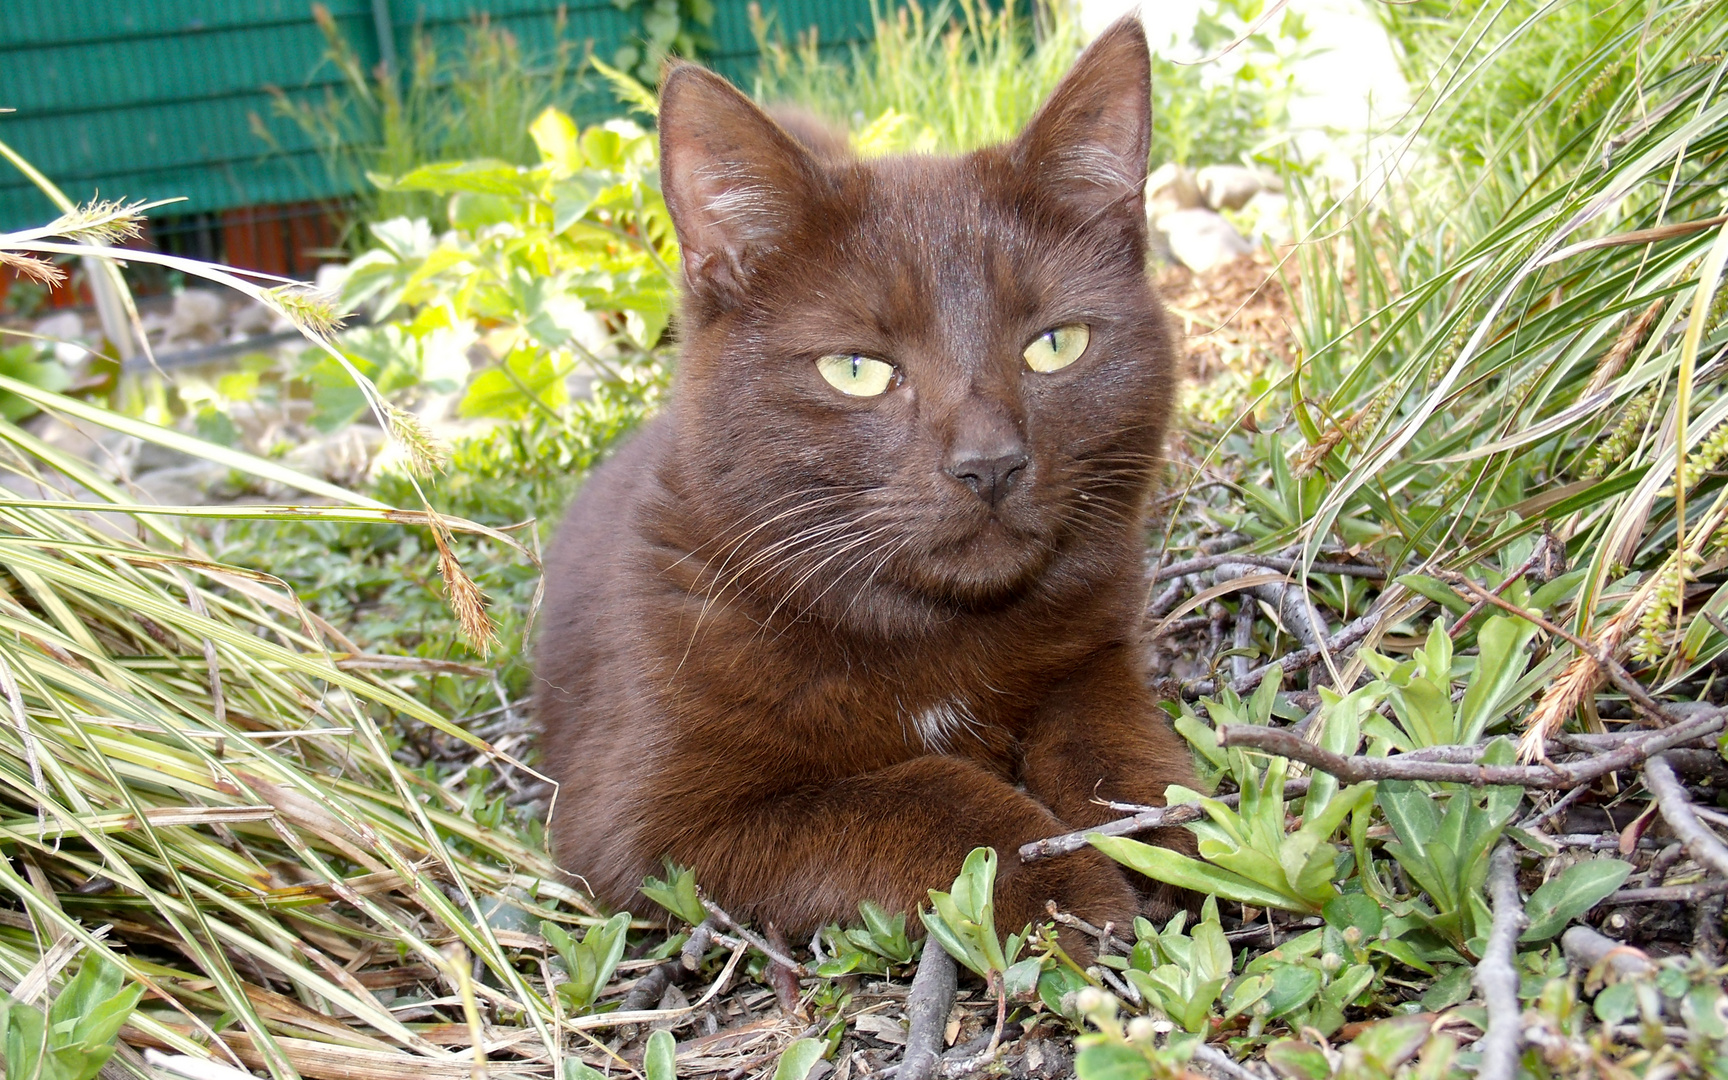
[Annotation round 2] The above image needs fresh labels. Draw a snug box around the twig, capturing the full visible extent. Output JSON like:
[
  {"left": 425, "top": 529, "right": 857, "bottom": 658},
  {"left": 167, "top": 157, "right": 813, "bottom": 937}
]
[
  {"left": 619, "top": 959, "right": 678, "bottom": 1013},
  {"left": 1609, "top": 880, "right": 1728, "bottom": 903},
  {"left": 1642, "top": 754, "right": 1728, "bottom": 879},
  {"left": 682, "top": 917, "right": 716, "bottom": 971},
  {"left": 1518, "top": 784, "right": 1591, "bottom": 831},
  {"left": 1151, "top": 553, "right": 1386, "bottom": 583},
  {"left": 1216, "top": 563, "right": 1329, "bottom": 653},
  {"left": 1475, "top": 842, "right": 1526, "bottom": 1080},
  {"left": 898, "top": 936, "right": 957, "bottom": 1080},
  {"left": 1215, "top": 707, "right": 1725, "bottom": 789},
  {"left": 1018, "top": 778, "right": 1314, "bottom": 862},
  {"left": 1436, "top": 571, "right": 1672, "bottom": 724},
  {"left": 701, "top": 899, "right": 811, "bottom": 976},
  {"left": 1192, "top": 1044, "right": 1270, "bottom": 1080},
  {"left": 1184, "top": 610, "right": 1383, "bottom": 698},
  {"left": 1045, "top": 901, "right": 1131, "bottom": 955},
  {"left": 1561, "top": 925, "right": 1652, "bottom": 978}
]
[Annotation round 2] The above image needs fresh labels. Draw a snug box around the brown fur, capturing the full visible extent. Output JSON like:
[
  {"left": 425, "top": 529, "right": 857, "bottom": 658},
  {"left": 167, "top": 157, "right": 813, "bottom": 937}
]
[{"left": 535, "top": 17, "right": 1196, "bottom": 945}]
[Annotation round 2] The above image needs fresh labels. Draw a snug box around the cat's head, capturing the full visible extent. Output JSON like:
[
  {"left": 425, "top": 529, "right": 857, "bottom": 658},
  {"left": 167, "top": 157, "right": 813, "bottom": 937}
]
[{"left": 653, "top": 17, "right": 1176, "bottom": 628}]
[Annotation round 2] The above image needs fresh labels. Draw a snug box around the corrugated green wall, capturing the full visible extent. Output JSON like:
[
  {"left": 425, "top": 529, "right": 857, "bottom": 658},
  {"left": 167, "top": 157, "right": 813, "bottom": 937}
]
[{"left": 0, "top": 1, "right": 877, "bottom": 230}]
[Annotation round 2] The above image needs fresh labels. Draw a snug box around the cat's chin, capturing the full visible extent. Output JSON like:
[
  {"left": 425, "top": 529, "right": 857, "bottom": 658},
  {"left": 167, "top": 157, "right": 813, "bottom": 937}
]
[{"left": 909, "top": 523, "right": 1053, "bottom": 603}]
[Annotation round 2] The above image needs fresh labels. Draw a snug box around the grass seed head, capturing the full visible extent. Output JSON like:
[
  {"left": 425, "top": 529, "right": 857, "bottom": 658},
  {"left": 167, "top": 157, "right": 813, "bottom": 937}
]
[
  {"left": 266, "top": 284, "right": 346, "bottom": 338},
  {"left": 0, "top": 251, "right": 65, "bottom": 286},
  {"left": 44, "top": 198, "right": 147, "bottom": 246}
]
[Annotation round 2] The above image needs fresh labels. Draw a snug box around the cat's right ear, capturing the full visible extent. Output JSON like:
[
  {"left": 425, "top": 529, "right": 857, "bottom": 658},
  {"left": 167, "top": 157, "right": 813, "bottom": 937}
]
[{"left": 658, "top": 64, "right": 822, "bottom": 299}]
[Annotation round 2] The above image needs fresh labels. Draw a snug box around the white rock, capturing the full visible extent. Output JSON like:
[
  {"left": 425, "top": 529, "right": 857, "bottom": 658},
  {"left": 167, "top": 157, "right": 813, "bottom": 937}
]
[
  {"left": 231, "top": 301, "right": 277, "bottom": 337},
  {"left": 34, "top": 311, "right": 92, "bottom": 364},
  {"left": 166, "top": 289, "right": 226, "bottom": 343},
  {"left": 1196, "top": 164, "right": 1268, "bottom": 211},
  {"left": 1242, "top": 191, "right": 1292, "bottom": 247},
  {"left": 1146, "top": 162, "right": 1204, "bottom": 222},
  {"left": 1158, "top": 208, "right": 1254, "bottom": 272}
]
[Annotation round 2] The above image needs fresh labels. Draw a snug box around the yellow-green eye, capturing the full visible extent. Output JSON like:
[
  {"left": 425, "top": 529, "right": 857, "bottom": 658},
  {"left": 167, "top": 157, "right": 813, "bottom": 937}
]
[
  {"left": 1023, "top": 324, "right": 1090, "bottom": 373},
  {"left": 817, "top": 354, "right": 896, "bottom": 397}
]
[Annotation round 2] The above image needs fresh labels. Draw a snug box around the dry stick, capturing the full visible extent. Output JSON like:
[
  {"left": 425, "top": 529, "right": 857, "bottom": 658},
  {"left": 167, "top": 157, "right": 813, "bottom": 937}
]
[
  {"left": 1192, "top": 1044, "right": 1271, "bottom": 1080},
  {"left": 1436, "top": 571, "right": 1672, "bottom": 724},
  {"left": 1184, "top": 610, "right": 1384, "bottom": 698},
  {"left": 1475, "top": 842, "right": 1527, "bottom": 1080},
  {"left": 700, "top": 899, "right": 811, "bottom": 976},
  {"left": 1018, "top": 778, "right": 1315, "bottom": 862},
  {"left": 1642, "top": 754, "right": 1728, "bottom": 879},
  {"left": 1561, "top": 925, "right": 1653, "bottom": 979},
  {"left": 1150, "top": 553, "right": 1387, "bottom": 583},
  {"left": 1604, "top": 881, "right": 1728, "bottom": 904},
  {"left": 1215, "top": 707, "right": 1725, "bottom": 789},
  {"left": 898, "top": 936, "right": 958, "bottom": 1080}
]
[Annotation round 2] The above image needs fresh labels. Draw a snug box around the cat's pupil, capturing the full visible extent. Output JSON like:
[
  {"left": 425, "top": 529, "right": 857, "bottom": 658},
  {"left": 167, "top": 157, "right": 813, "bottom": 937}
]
[
  {"left": 1046, "top": 331, "right": 1059, "bottom": 350},
  {"left": 849, "top": 356, "right": 861, "bottom": 378}
]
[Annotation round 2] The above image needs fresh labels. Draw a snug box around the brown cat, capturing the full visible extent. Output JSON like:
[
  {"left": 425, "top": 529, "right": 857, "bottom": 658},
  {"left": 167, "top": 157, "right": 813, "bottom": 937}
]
[{"left": 534, "top": 16, "right": 1195, "bottom": 947}]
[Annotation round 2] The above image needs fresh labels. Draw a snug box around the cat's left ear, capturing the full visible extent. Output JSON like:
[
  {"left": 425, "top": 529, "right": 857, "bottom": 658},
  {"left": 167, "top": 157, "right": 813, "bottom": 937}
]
[{"left": 1015, "top": 16, "right": 1152, "bottom": 216}]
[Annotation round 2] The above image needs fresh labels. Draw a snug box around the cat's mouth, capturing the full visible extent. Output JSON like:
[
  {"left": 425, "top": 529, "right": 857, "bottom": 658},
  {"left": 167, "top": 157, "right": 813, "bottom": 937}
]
[{"left": 910, "top": 510, "right": 1054, "bottom": 598}]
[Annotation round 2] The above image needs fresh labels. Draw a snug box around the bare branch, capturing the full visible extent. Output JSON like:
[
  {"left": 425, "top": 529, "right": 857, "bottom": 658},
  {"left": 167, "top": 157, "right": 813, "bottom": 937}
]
[
  {"left": 1604, "top": 881, "right": 1728, "bottom": 904},
  {"left": 1151, "top": 553, "right": 1386, "bottom": 583},
  {"left": 1018, "top": 778, "right": 1313, "bottom": 862},
  {"left": 1643, "top": 754, "right": 1728, "bottom": 880},
  {"left": 899, "top": 936, "right": 958, "bottom": 1080},
  {"left": 1216, "top": 707, "right": 1724, "bottom": 789},
  {"left": 1475, "top": 842, "right": 1526, "bottom": 1080},
  {"left": 700, "top": 899, "right": 811, "bottom": 977},
  {"left": 1561, "top": 925, "right": 1653, "bottom": 979}
]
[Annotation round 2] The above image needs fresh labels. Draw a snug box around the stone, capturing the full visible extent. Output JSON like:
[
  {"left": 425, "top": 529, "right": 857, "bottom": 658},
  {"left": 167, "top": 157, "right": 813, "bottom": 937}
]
[
  {"left": 1196, "top": 164, "right": 1269, "bottom": 211},
  {"left": 165, "top": 289, "right": 226, "bottom": 344},
  {"left": 1145, "top": 162, "right": 1204, "bottom": 223},
  {"left": 34, "top": 310, "right": 92, "bottom": 364},
  {"left": 1158, "top": 208, "right": 1254, "bottom": 272}
]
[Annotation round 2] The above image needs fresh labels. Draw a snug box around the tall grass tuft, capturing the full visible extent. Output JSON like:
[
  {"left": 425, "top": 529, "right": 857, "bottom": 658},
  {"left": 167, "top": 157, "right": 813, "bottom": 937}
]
[
  {"left": 0, "top": 152, "right": 596, "bottom": 1074},
  {"left": 1265, "top": 0, "right": 1728, "bottom": 741},
  {"left": 260, "top": 3, "right": 589, "bottom": 231}
]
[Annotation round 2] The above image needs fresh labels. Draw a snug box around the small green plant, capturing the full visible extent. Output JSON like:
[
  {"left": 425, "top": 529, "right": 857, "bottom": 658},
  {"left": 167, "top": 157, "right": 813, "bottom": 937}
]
[
  {"left": 923, "top": 847, "right": 1041, "bottom": 997},
  {"left": 641, "top": 860, "right": 707, "bottom": 926},
  {"left": 1070, "top": 987, "right": 1199, "bottom": 1080},
  {"left": 541, "top": 911, "right": 632, "bottom": 1012},
  {"left": 0, "top": 954, "right": 144, "bottom": 1080},
  {"left": 816, "top": 900, "right": 917, "bottom": 976},
  {"left": 1120, "top": 897, "right": 1234, "bottom": 1034},
  {"left": 1094, "top": 753, "right": 1373, "bottom": 916}
]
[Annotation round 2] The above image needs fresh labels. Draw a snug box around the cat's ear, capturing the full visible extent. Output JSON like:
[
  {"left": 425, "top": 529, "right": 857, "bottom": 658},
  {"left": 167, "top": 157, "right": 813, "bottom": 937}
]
[
  {"left": 1015, "top": 16, "right": 1152, "bottom": 215},
  {"left": 658, "top": 64, "right": 822, "bottom": 297}
]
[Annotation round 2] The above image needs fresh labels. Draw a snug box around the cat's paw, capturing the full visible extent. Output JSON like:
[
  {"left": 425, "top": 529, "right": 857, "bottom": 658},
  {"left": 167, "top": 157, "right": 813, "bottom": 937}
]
[{"left": 995, "top": 848, "right": 1138, "bottom": 964}]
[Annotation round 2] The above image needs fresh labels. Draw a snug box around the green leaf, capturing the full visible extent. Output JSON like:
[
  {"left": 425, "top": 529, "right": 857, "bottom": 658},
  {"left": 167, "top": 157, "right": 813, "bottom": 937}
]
[
  {"left": 378, "top": 159, "right": 536, "bottom": 196},
  {"left": 1457, "top": 615, "right": 1539, "bottom": 743},
  {"left": 645, "top": 1029, "right": 678, "bottom": 1080},
  {"left": 1002, "top": 956, "right": 1043, "bottom": 1000},
  {"left": 1322, "top": 894, "right": 1383, "bottom": 940},
  {"left": 1262, "top": 963, "right": 1323, "bottom": 1018},
  {"left": 567, "top": 1061, "right": 609, "bottom": 1080},
  {"left": 1349, "top": 1015, "right": 1429, "bottom": 1072},
  {"left": 772, "top": 1039, "right": 826, "bottom": 1080},
  {"left": 1074, "top": 1043, "right": 1153, "bottom": 1080},
  {"left": 640, "top": 861, "right": 706, "bottom": 926},
  {"left": 1264, "top": 1039, "right": 1330, "bottom": 1080},
  {"left": 1521, "top": 858, "right": 1633, "bottom": 942},
  {"left": 1091, "top": 835, "right": 1312, "bottom": 912}
]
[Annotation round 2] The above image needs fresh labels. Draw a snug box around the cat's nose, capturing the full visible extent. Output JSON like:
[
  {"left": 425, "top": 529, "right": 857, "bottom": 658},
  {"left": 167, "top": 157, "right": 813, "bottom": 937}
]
[{"left": 945, "top": 449, "right": 1029, "bottom": 506}]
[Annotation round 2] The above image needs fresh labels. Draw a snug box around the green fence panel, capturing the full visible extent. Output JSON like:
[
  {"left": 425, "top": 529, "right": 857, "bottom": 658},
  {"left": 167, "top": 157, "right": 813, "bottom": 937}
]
[{"left": 0, "top": 0, "right": 879, "bottom": 231}]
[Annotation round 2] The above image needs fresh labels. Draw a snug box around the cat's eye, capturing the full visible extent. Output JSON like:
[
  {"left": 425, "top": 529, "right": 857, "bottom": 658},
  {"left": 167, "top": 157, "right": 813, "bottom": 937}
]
[
  {"left": 816, "top": 354, "right": 896, "bottom": 397},
  {"left": 1023, "top": 324, "right": 1090, "bottom": 373}
]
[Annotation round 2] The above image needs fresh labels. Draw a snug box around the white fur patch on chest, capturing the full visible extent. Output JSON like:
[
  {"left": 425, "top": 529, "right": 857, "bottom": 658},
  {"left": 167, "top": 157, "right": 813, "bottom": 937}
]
[{"left": 907, "top": 699, "right": 980, "bottom": 753}]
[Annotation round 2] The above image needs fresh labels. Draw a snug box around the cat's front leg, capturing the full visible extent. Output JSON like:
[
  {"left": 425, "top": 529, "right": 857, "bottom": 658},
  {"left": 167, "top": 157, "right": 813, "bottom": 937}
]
[
  {"left": 651, "top": 754, "right": 1137, "bottom": 951},
  {"left": 1017, "top": 644, "right": 1200, "bottom": 912}
]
